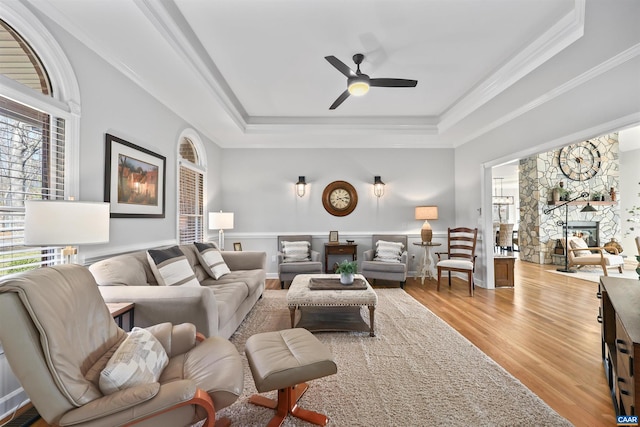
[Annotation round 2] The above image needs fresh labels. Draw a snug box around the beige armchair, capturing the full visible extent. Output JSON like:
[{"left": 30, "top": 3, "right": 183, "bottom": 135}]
[
  {"left": 361, "top": 235, "right": 408, "bottom": 288},
  {"left": 566, "top": 236, "right": 624, "bottom": 276},
  {"left": 0, "top": 264, "right": 244, "bottom": 427},
  {"left": 277, "top": 235, "right": 322, "bottom": 288}
]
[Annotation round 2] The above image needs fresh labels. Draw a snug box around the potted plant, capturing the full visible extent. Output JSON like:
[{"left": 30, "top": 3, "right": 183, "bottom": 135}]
[
  {"left": 336, "top": 259, "right": 357, "bottom": 285},
  {"left": 591, "top": 191, "right": 602, "bottom": 201}
]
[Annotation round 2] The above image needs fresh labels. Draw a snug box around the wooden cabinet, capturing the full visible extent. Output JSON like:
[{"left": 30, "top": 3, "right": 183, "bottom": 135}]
[
  {"left": 599, "top": 277, "right": 640, "bottom": 416},
  {"left": 494, "top": 256, "right": 515, "bottom": 287},
  {"left": 324, "top": 243, "right": 357, "bottom": 273}
]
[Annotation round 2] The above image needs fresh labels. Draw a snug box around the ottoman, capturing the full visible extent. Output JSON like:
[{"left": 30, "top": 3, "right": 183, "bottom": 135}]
[{"left": 245, "top": 328, "right": 337, "bottom": 426}]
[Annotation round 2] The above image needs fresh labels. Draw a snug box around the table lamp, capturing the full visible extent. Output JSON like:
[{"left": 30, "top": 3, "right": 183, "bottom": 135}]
[
  {"left": 209, "top": 211, "right": 234, "bottom": 250},
  {"left": 24, "top": 200, "right": 110, "bottom": 263},
  {"left": 415, "top": 206, "right": 438, "bottom": 244}
]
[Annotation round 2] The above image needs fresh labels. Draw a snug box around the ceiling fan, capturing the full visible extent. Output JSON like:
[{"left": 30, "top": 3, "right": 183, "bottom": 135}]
[{"left": 324, "top": 53, "right": 418, "bottom": 110}]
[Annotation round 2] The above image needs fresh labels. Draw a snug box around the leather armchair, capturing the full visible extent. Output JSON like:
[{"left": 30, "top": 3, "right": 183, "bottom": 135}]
[
  {"left": 361, "top": 235, "right": 408, "bottom": 288},
  {"left": 0, "top": 264, "right": 243, "bottom": 427}
]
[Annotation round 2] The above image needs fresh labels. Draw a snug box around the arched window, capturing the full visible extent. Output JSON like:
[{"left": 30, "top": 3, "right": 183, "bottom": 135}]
[
  {"left": 0, "top": 10, "right": 80, "bottom": 275},
  {"left": 178, "top": 131, "right": 206, "bottom": 244}
]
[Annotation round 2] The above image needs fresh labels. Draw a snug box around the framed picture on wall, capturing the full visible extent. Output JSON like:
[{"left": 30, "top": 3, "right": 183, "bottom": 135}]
[
  {"left": 233, "top": 242, "right": 242, "bottom": 251},
  {"left": 104, "top": 134, "right": 166, "bottom": 218},
  {"left": 329, "top": 230, "right": 339, "bottom": 244}
]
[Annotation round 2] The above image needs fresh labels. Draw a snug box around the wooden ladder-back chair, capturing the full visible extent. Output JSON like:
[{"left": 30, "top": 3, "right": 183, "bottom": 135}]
[{"left": 436, "top": 227, "right": 478, "bottom": 296}]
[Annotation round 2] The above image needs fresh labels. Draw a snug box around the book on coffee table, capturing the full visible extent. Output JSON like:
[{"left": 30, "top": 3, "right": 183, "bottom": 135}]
[{"left": 309, "top": 277, "right": 368, "bottom": 290}]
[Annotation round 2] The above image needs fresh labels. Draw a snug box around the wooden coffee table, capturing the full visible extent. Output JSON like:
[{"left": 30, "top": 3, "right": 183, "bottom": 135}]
[{"left": 286, "top": 274, "right": 378, "bottom": 337}]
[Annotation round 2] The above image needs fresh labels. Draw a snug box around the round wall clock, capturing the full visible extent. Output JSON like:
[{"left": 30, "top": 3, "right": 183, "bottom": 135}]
[
  {"left": 322, "top": 180, "right": 358, "bottom": 216},
  {"left": 559, "top": 140, "right": 601, "bottom": 181}
]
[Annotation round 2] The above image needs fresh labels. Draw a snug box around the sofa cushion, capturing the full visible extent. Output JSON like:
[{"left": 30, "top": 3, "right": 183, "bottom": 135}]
[
  {"left": 210, "top": 282, "right": 250, "bottom": 328},
  {"left": 89, "top": 254, "right": 148, "bottom": 286},
  {"left": 201, "top": 269, "right": 265, "bottom": 296},
  {"left": 99, "top": 327, "right": 169, "bottom": 395},
  {"left": 374, "top": 240, "right": 404, "bottom": 263},
  {"left": 281, "top": 241, "right": 311, "bottom": 262},
  {"left": 194, "top": 242, "right": 230, "bottom": 279},
  {"left": 147, "top": 246, "right": 200, "bottom": 287}
]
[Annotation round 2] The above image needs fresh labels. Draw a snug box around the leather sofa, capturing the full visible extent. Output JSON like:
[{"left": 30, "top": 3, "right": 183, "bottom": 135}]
[{"left": 90, "top": 244, "right": 266, "bottom": 338}]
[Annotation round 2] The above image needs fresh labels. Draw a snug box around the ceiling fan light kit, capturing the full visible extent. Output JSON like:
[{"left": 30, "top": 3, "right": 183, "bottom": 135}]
[{"left": 325, "top": 53, "right": 417, "bottom": 109}]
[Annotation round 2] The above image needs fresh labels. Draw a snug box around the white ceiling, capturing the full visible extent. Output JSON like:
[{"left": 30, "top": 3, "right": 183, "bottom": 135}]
[{"left": 26, "top": 0, "right": 598, "bottom": 148}]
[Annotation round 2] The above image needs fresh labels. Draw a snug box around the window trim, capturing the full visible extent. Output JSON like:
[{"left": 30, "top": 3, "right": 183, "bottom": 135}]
[{"left": 176, "top": 129, "right": 207, "bottom": 244}]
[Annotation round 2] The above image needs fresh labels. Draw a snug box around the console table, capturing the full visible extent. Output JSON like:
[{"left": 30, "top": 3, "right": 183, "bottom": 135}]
[
  {"left": 599, "top": 277, "right": 640, "bottom": 416},
  {"left": 324, "top": 243, "right": 357, "bottom": 273}
]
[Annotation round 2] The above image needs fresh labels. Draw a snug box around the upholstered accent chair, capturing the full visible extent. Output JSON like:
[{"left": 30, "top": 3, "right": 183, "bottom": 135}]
[
  {"left": 566, "top": 236, "right": 624, "bottom": 276},
  {"left": 0, "top": 264, "right": 244, "bottom": 427},
  {"left": 436, "top": 227, "right": 478, "bottom": 296},
  {"left": 277, "top": 235, "right": 322, "bottom": 289},
  {"left": 361, "top": 235, "right": 408, "bottom": 288}
]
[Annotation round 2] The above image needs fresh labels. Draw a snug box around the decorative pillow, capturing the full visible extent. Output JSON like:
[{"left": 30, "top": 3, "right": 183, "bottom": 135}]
[
  {"left": 281, "top": 241, "right": 311, "bottom": 262},
  {"left": 568, "top": 237, "right": 591, "bottom": 257},
  {"left": 194, "top": 242, "right": 230, "bottom": 279},
  {"left": 99, "top": 327, "right": 169, "bottom": 395},
  {"left": 146, "top": 246, "right": 200, "bottom": 287},
  {"left": 374, "top": 240, "right": 404, "bottom": 263}
]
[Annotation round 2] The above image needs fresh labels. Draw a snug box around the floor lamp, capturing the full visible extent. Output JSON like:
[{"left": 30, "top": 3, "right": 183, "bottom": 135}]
[{"left": 543, "top": 191, "right": 596, "bottom": 273}]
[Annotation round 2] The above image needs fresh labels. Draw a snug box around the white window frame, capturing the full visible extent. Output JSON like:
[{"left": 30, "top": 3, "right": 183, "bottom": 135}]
[{"left": 176, "top": 129, "right": 207, "bottom": 244}]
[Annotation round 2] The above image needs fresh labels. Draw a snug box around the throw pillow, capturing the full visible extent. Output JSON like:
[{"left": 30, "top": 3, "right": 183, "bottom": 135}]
[
  {"left": 281, "top": 241, "right": 311, "bottom": 262},
  {"left": 568, "top": 237, "right": 591, "bottom": 257},
  {"left": 374, "top": 240, "right": 404, "bottom": 263},
  {"left": 147, "top": 246, "right": 200, "bottom": 287},
  {"left": 99, "top": 327, "right": 169, "bottom": 395},
  {"left": 194, "top": 242, "right": 231, "bottom": 279}
]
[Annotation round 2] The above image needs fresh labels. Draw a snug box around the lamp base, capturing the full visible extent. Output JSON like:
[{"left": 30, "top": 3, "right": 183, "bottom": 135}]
[
  {"left": 556, "top": 268, "right": 577, "bottom": 273},
  {"left": 218, "top": 230, "right": 225, "bottom": 251},
  {"left": 421, "top": 222, "right": 433, "bottom": 244}
]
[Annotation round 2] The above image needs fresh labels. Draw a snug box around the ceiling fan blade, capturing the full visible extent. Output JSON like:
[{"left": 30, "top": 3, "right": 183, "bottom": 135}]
[
  {"left": 325, "top": 56, "right": 356, "bottom": 78},
  {"left": 329, "top": 90, "right": 350, "bottom": 110},
  {"left": 370, "top": 78, "right": 418, "bottom": 88}
]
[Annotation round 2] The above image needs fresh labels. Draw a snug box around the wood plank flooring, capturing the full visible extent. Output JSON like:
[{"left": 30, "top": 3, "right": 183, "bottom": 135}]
[{"left": 11, "top": 259, "right": 616, "bottom": 427}]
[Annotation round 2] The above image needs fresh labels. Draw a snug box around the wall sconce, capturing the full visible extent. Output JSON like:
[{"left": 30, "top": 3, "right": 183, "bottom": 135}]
[
  {"left": 373, "top": 176, "right": 385, "bottom": 197},
  {"left": 296, "top": 176, "right": 307, "bottom": 197}
]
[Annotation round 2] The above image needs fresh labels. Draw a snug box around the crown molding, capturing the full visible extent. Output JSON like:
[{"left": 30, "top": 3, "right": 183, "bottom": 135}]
[
  {"left": 453, "top": 42, "right": 640, "bottom": 148},
  {"left": 439, "top": 0, "right": 585, "bottom": 134}
]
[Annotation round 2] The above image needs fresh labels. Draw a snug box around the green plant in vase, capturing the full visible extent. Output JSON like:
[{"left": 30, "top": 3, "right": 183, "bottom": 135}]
[{"left": 336, "top": 259, "right": 357, "bottom": 285}]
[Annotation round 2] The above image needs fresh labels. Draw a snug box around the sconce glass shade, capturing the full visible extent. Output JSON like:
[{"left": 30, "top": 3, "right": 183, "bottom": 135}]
[
  {"left": 373, "top": 176, "right": 385, "bottom": 197},
  {"left": 24, "top": 200, "right": 110, "bottom": 262},
  {"left": 415, "top": 206, "right": 438, "bottom": 244},
  {"left": 348, "top": 77, "right": 370, "bottom": 96},
  {"left": 296, "top": 176, "right": 306, "bottom": 197}
]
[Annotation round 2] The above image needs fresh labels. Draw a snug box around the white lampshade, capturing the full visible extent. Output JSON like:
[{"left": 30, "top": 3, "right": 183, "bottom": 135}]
[
  {"left": 24, "top": 200, "right": 110, "bottom": 246},
  {"left": 209, "top": 211, "right": 234, "bottom": 230}
]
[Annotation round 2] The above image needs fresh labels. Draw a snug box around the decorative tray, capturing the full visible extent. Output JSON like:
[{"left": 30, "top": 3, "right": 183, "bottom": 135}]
[{"left": 309, "top": 277, "right": 368, "bottom": 290}]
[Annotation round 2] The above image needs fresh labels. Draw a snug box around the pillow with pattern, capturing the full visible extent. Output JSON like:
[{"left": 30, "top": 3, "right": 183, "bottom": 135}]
[
  {"left": 194, "top": 242, "right": 230, "bottom": 279},
  {"left": 146, "top": 246, "right": 200, "bottom": 287},
  {"left": 281, "top": 241, "right": 311, "bottom": 262},
  {"left": 99, "top": 327, "right": 169, "bottom": 395},
  {"left": 374, "top": 240, "right": 404, "bottom": 263}
]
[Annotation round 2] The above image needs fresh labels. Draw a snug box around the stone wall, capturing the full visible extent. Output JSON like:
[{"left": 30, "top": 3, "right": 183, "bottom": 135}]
[{"left": 518, "top": 134, "right": 620, "bottom": 264}]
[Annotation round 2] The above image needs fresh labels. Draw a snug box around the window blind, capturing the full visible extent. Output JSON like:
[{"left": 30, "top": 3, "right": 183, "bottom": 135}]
[
  {"left": 179, "top": 163, "right": 203, "bottom": 244},
  {"left": 0, "top": 95, "right": 66, "bottom": 275}
]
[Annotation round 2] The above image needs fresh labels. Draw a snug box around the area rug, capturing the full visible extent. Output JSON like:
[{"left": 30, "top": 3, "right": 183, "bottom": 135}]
[
  {"left": 547, "top": 265, "right": 638, "bottom": 283},
  {"left": 217, "top": 289, "right": 572, "bottom": 426}
]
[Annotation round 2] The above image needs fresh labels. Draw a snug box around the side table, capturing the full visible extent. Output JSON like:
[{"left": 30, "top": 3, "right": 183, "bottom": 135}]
[
  {"left": 107, "top": 302, "right": 135, "bottom": 331},
  {"left": 413, "top": 242, "right": 441, "bottom": 284},
  {"left": 324, "top": 243, "right": 357, "bottom": 273},
  {"left": 494, "top": 256, "right": 516, "bottom": 287}
]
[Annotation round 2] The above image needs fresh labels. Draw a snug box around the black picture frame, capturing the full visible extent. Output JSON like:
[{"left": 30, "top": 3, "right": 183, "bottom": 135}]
[
  {"left": 104, "top": 133, "right": 166, "bottom": 218},
  {"left": 233, "top": 242, "right": 242, "bottom": 251}
]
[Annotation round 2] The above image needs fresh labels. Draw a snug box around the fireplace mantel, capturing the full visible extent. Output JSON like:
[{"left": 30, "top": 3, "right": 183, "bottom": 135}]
[{"left": 546, "top": 201, "right": 616, "bottom": 206}]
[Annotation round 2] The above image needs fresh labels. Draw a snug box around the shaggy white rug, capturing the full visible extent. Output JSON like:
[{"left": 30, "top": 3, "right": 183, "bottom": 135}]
[
  {"left": 217, "top": 289, "right": 572, "bottom": 426},
  {"left": 547, "top": 264, "right": 639, "bottom": 283}
]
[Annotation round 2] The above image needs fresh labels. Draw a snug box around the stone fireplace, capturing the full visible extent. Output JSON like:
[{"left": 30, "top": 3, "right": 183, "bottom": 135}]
[{"left": 565, "top": 221, "right": 599, "bottom": 247}]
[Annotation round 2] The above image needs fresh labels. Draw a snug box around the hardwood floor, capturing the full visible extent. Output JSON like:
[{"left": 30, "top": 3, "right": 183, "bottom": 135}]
[
  {"left": 272, "top": 260, "right": 615, "bottom": 426},
  {"left": 10, "top": 259, "right": 615, "bottom": 427}
]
